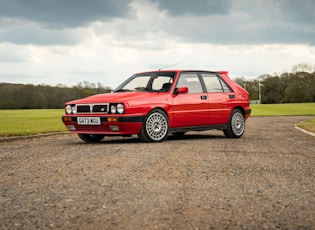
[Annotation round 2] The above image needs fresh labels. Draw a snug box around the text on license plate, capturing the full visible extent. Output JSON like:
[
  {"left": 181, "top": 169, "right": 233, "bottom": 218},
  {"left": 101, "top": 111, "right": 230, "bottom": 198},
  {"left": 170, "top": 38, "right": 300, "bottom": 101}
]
[{"left": 77, "top": 117, "right": 101, "bottom": 125}]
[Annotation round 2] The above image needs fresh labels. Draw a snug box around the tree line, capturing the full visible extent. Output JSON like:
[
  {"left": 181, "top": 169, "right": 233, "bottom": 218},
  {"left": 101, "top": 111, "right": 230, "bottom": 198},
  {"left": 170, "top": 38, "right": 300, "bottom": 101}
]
[
  {"left": 234, "top": 63, "right": 315, "bottom": 104},
  {"left": 0, "top": 81, "right": 112, "bottom": 109},
  {"left": 0, "top": 63, "right": 314, "bottom": 109}
]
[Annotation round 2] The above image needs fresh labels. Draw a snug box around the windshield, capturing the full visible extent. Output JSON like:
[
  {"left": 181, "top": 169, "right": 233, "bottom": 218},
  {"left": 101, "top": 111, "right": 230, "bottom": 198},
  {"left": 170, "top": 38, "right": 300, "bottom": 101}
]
[{"left": 114, "top": 72, "right": 176, "bottom": 92}]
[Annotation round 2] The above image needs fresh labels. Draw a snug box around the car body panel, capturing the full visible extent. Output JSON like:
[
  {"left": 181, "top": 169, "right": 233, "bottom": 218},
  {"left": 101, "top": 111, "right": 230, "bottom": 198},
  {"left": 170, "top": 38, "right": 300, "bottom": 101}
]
[
  {"left": 171, "top": 92, "right": 209, "bottom": 127},
  {"left": 207, "top": 92, "right": 233, "bottom": 124}
]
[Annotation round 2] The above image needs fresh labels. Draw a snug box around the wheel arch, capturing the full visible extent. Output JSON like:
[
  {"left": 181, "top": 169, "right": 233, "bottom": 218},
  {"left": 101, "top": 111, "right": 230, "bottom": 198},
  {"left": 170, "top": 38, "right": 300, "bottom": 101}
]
[
  {"left": 147, "top": 106, "right": 169, "bottom": 119},
  {"left": 232, "top": 106, "right": 245, "bottom": 117}
]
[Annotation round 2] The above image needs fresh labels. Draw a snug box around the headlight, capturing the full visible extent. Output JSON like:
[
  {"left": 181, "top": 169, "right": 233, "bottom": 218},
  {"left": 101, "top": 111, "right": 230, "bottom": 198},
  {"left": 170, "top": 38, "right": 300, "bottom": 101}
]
[
  {"left": 110, "top": 103, "right": 124, "bottom": 114},
  {"left": 117, "top": 103, "right": 124, "bottom": 114},
  {"left": 65, "top": 104, "right": 76, "bottom": 114},
  {"left": 72, "top": 106, "right": 77, "bottom": 114},
  {"left": 65, "top": 105, "right": 72, "bottom": 114},
  {"left": 110, "top": 105, "right": 117, "bottom": 114}
]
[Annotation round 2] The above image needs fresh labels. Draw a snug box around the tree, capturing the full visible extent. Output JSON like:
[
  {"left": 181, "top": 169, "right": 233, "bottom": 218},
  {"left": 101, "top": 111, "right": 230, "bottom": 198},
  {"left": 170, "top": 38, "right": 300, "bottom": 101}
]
[
  {"left": 0, "top": 82, "right": 113, "bottom": 109},
  {"left": 32, "top": 92, "right": 48, "bottom": 109},
  {"left": 292, "top": 63, "right": 314, "bottom": 73},
  {"left": 234, "top": 77, "right": 247, "bottom": 89},
  {"left": 261, "top": 76, "right": 285, "bottom": 104},
  {"left": 284, "top": 73, "right": 313, "bottom": 103}
]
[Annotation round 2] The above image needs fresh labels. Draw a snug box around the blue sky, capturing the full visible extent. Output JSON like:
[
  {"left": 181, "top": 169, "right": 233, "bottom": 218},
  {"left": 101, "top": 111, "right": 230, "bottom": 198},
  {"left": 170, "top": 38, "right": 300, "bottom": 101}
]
[{"left": 0, "top": 0, "right": 314, "bottom": 87}]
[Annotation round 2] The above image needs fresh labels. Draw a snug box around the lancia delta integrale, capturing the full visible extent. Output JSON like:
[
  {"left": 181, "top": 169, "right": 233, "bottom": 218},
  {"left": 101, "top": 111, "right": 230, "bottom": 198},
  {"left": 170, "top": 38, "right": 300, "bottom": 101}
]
[{"left": 62, "top": 70, "right": 251, "bottom": 142}]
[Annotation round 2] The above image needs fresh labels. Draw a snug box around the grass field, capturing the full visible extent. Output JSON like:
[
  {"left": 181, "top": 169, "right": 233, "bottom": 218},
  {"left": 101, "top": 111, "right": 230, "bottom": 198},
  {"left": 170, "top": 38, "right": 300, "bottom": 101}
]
[
  {"left": 251, "top": 103, "right": 315, "bottom": 134},
  {"left": 250, "top": 103, "right": 315, "bottom": 116},
  {"left": 0, "top": 103, "right": 314, "bottom": 137},
  {"left": 0, "top": 109, "right": 67, "bottom": 137},
  {"left": 297, "top": 119, "right": 315, "bottom": 134}
]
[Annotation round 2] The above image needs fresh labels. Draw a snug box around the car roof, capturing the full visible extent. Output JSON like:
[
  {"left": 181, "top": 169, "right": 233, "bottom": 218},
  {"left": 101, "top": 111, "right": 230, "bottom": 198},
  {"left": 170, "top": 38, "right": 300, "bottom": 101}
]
[{"left": 137, "top": 70, "right": 229, "bottom": 75}]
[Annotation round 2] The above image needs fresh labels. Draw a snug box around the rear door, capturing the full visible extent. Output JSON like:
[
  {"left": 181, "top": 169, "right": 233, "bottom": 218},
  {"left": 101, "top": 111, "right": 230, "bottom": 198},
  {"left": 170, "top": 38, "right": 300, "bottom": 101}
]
[
  {"left": 171, "top": 72, "right": 208, "bottom": 127},
  {"left": 201, "top": 73, "right": 234, "bottom": 124}
]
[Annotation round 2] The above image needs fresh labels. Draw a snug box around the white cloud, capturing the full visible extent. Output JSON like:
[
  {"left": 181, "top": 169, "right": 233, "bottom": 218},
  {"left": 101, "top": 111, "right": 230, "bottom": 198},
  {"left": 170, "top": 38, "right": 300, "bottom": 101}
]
[
  {"left": 0, "top": 0, "right": 314, "bottom": 88},
  {"left": 0, "top": 43, "right": 31, "bottom": 62}
]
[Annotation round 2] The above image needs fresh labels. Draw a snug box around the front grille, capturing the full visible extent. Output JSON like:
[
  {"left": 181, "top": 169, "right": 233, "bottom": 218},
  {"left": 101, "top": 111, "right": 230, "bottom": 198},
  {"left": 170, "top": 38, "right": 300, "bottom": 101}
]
[
  {"left": 93, "top": 104, "right": 108, "bottom": 113},
  {"left": 76, "top": 104, "right": 109, "bottom": 114},
  {"left": 77, "top": 105, "right": 90, "bottom": 113}
]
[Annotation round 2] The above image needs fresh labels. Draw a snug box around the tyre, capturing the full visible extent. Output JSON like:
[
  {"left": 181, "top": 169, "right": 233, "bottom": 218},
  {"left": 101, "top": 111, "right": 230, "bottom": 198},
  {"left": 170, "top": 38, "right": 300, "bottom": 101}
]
[
  {"left": 223, "top": 109, "right": 245, "bottom": 138},
  {"left": 78, "top": 134, "right": 105, "bottom": 143},
  {"left": 138, "top": 109, "right": 169, "bottom": 142}
]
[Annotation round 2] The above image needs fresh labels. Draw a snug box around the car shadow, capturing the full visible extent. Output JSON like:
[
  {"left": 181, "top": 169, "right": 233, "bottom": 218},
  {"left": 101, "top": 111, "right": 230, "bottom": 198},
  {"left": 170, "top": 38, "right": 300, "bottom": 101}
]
[{"left": 72, "top": 132, "right": 226, "bottom": 145}]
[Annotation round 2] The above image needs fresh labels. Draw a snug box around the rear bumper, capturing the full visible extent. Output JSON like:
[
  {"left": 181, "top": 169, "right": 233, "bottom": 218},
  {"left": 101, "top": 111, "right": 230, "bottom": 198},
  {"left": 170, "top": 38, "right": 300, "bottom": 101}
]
[{"left": 245, "top": 108, "right": 251, "bottom": 120}]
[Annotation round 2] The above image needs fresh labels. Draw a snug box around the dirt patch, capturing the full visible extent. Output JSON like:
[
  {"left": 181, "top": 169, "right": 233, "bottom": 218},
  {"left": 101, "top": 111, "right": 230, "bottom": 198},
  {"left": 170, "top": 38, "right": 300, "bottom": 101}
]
[{"left": 1, "top": 116, "right": 314, "bottom": 229}]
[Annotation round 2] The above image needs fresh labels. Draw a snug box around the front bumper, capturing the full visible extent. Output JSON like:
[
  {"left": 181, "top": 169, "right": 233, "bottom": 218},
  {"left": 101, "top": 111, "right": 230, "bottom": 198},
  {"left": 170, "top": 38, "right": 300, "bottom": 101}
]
[{"left": 62, "top": 115, "right": 145, "bottom": 135}]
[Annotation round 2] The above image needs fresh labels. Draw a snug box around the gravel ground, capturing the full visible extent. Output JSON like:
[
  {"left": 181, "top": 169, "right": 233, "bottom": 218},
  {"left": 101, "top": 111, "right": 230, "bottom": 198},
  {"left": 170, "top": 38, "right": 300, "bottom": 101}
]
[{"left": 1, "top": 116, "right": 314, "bottom": 229}]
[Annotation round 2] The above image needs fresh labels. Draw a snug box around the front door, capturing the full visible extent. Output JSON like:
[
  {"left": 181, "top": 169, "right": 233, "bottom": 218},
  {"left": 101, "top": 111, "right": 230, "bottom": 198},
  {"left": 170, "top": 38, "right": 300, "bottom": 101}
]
[{"left": 171, "top": 73, "right": 208, "bottom": 128}]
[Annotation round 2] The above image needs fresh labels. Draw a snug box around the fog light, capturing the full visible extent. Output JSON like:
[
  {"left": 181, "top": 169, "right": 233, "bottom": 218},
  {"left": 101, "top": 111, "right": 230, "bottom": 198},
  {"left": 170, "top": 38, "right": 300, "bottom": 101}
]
[
  {"left": 63, "top": 117, "right": 72, "bottom": 122},
  {"left": 67, "top": 125, "right": 76, "bottom": 131},
  {"left": 109, "top": 125, "right": 119, "bottom": 131}
]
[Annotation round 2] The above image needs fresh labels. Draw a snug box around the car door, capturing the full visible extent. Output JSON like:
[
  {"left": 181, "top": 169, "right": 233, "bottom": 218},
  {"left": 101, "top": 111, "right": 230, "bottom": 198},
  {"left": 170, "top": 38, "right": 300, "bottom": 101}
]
[
  {"left": 171, "top": 72, "right": 208, "bottom": 127},
  {"left": 201, "top": 73, "right": 234, "bottom": 124}
]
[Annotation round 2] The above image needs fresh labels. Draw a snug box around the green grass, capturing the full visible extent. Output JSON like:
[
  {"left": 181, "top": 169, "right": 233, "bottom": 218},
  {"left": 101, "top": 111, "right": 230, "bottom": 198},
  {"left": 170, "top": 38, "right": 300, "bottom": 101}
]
[
  {"left": 297, "top": 119, "right": 315, "bottom": 134},
  {"left": 0, "top": 103, "right": 314, "bottom": 137},
  {"left": 250, "top": 103, "right": 315, "bottom": 116},
  {"left": 0, "top": 109, "right": 67, "bottom": 137},
  {"left": 250, "top": 103, "right": 315, "bottom": 134}
]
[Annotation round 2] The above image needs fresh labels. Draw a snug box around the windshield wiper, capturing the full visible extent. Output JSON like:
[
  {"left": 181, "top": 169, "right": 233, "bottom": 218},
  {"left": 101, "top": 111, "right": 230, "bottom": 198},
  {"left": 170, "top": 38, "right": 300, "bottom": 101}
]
[{"left": 114, "top": 89, "right": 132, "bottom": 93}]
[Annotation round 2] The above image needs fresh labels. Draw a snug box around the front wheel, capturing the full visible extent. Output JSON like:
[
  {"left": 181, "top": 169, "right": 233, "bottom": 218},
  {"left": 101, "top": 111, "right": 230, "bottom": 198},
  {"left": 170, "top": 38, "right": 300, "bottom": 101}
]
[
  {"left": 78, "top": 134, "right": 105, "bottom": 143},
  {"left": 223, "top": 109, "right": 245, "bottom": 138},
  {"left": 138, "top": 109, "right": 169, "bottom": 142}
]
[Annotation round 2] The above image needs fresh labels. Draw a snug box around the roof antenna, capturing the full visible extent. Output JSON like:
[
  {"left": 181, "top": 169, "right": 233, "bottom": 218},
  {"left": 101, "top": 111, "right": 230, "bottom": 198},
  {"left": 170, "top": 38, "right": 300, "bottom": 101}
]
[{"left": 159, "top": 60, "right": 187, "bottom": 71}]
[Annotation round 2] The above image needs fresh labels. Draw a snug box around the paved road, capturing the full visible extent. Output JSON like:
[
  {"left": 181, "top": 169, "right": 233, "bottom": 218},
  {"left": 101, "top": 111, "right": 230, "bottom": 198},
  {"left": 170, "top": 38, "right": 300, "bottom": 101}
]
[{"left": 1, "top": 116, "right": 314, "bottom": 229}]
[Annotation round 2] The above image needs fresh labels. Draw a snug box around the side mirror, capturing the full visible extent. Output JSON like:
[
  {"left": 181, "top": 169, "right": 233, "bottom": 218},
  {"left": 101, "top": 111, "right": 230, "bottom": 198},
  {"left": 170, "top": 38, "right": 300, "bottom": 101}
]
[{"left": 176, "top": 87, "right": 188, "bottom": 94}]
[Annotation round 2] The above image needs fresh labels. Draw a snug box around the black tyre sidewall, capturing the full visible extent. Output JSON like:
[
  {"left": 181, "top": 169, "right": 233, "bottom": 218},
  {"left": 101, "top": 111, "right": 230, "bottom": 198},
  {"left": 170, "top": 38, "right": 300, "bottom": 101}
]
[{"left": 223, "top": 109, "right": 245, "bottom": 138}]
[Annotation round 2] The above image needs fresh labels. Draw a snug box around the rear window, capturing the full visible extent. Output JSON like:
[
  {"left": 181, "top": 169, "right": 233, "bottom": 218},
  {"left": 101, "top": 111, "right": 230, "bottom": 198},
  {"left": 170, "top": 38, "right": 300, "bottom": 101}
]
[{"left": 202, "top": 73, "right": 231, "bottom": 93}]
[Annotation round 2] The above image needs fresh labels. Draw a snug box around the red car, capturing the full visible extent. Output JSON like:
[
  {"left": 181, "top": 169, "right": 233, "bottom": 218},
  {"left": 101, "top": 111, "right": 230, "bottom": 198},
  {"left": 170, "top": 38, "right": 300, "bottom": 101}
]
[{"left": 62, "top": 70, "right": 251, "bottom": 142}]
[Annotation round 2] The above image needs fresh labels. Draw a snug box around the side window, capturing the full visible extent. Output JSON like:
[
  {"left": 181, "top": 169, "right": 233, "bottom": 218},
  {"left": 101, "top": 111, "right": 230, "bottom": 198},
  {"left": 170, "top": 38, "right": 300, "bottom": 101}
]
[
  {"left": 152, "top": 76, "right": 173, "bottom": 91},
  {"left": 176, "top": 73, "right": 203, "bottom": 93},
  {"left": 219, "top": 78, "right": 232, "bottom": 92},
  {"left": 202, "top": 73, "right": 231, "bottom": 93}
]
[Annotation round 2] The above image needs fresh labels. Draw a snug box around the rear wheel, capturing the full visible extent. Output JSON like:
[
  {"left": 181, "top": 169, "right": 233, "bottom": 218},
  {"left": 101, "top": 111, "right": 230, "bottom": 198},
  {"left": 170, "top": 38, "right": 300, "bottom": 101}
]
[
  {"left": 78, "top": 134, "right": 105, "bottom": 143},
  {"left": 138, "top": 109, "right": 169, "bottom": 142},
  {"left": 223, "top": 109, "right": 245, "bottom": 138}
]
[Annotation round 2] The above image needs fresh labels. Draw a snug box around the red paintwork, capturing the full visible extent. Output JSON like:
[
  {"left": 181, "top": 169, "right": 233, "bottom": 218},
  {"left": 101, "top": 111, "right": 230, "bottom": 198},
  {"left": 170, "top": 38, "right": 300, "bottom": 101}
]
[{"left": 62, "top": 70, "right": 251, "bottom": 136}]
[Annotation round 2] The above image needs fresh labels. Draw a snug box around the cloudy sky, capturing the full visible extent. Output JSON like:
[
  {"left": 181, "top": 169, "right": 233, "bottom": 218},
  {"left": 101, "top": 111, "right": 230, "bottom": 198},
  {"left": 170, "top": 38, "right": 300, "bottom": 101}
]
[{"left": 0, "top": 0, "right": 314, "bottom": 88}]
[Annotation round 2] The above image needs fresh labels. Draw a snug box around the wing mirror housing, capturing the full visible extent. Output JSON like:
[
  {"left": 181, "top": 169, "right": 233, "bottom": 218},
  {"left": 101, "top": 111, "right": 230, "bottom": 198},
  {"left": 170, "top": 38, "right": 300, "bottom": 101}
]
[{"left": 176, "top": 87, "right": 188, "bottom": 94}]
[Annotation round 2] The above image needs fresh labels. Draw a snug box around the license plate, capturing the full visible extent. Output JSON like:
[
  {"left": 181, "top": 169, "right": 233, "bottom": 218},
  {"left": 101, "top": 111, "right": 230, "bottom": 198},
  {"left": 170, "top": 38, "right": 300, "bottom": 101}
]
[{"left": 77, "top": 117, "right": 101, "bottom": 125}]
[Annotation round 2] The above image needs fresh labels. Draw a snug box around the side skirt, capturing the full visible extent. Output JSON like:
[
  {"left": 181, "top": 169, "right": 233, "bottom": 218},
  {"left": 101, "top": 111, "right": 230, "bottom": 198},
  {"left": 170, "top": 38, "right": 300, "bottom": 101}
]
[{"left": 169, "top": 124, "right": 227, "bottom": 134}]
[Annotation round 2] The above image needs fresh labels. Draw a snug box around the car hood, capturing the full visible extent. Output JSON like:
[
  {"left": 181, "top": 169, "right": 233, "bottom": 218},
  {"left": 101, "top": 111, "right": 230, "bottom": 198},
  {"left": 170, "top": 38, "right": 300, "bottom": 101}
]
[{"left": 67, "top": 92, "right": 160, "bottom": 104}]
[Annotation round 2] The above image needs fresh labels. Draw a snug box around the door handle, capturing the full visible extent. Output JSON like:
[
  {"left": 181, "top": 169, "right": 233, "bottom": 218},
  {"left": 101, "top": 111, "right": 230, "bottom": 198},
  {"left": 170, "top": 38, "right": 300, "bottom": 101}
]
[
  {"left": 229, "top": 94, "right": 235, "bottom": 99},
  {"left": 201, "top": 95, "right": 207, "bottom": 100}
]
